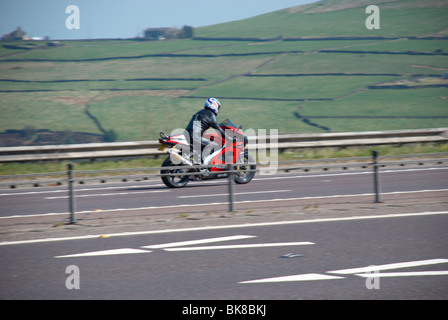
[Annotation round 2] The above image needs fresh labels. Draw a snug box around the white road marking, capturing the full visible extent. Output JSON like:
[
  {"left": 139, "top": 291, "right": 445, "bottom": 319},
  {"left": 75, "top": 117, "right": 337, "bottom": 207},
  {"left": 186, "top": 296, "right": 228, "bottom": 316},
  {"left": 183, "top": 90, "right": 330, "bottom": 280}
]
[
  {"left": 253, "top": 167, "right": 448, "bottom": 182},
  {"left": 45, "top": 190, "right": 169, "bottom": 199},
  {"left": 240, "top": 273, "right": 345, "bottom": 283},
  {"left": 141, "top": 235, "right": 256, "bottom": 249},
  {"left": 178, "top": 190, "right": 291, "bottom": 199},
  {"left": 240, "top": 258, "right": 448, "bottom": 284},
  {"left": 2, "top": 189, "right": 447, "bottom": 220},
  {"left": 164, "top": 242, "right": 315, "bottom": 251},
  {"left": 328, "top": 258, "right": 448, "bottom": 274},
  {"left": 1, "top": 211, "right": 447, "bottom": 246},
  {"left": 0, "top": 189, "right": 68, "bottom": 197},
  {"left": 2, "top": 166, "right": 446, "bottom": 197},
  {"left": 54, "top": 248, "right": 151, "bottom": 258},
  {"left": 355, "top": 271, "right": 448, "bottom": 278},
  {"left": 0, "top": 212, "right": 71, "bottom": 219},
  {"left": 54, "top": 235, "right": 312, "bottom": 258},
  {"left": 0, "top": 183, "right": 166, "bottom": 197}
]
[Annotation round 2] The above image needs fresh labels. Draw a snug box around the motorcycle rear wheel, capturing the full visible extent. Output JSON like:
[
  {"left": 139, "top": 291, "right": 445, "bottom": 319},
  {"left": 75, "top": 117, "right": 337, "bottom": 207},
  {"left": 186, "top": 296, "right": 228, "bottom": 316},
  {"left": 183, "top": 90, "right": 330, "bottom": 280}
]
[
  {"left": 233, "top": 151, "right": 256, "bottom": 184},
  {"left": 161, "top": 157, "right": 190, "bottom": 188}
]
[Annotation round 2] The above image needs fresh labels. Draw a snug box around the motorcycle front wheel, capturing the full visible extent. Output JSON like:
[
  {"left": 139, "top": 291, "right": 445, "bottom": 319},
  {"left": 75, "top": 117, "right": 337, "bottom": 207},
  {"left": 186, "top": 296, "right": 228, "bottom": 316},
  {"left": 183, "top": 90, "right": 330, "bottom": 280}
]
[
  {"left": 233, "top": 151, "right": 256, "bottom": 184},
  {"left": 161, "top": 157, "right": 190, "bottom": 188}
]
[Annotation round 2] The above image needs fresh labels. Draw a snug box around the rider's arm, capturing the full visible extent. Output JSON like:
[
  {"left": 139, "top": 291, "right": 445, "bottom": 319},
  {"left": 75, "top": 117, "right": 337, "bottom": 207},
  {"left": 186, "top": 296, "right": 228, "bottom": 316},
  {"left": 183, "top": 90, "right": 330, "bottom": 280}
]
[
  {"left": 207, "top": 113, "right": 223, "bottom": 135},
  {"left": 209, "top": 114, "right": 230, "bottom": 144}
]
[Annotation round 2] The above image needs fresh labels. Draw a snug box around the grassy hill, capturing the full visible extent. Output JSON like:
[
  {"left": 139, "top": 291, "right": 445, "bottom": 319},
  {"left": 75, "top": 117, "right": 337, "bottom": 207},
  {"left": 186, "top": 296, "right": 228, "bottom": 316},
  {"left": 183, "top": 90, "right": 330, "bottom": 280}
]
[
  {"left": 196, "top": 0, "right": 448, "bottom": 38},
  {"left": 0, "top": 0, "right": 447, "bottom": 146}
]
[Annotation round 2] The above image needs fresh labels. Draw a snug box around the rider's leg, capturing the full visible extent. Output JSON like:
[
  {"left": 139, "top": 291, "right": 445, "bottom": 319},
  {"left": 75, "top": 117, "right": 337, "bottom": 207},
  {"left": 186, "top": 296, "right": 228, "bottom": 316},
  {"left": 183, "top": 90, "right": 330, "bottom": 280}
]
[{"left": 201, "top": 139, "right": 219, "bottom": 164}]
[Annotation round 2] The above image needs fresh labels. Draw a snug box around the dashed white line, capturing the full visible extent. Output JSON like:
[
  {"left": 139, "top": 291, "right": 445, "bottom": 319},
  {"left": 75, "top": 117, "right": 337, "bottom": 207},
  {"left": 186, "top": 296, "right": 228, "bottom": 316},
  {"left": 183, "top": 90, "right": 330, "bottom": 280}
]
[
  {"left": 178, "top": 190, "right": 291, "bottom": 199},
  {"left": 1, "top": 189, "right": 447, "bottom": 220},
  {"left": 44, "top": 189, "right": 169, "bottom": 199},
  {"left": 0, "top": 183, "right": 167, "bottom": 197},
  {"left": 2, "top": 166, "right": 446, "bottom": 197},
  {"left": 253, "top": 167, "right": 448, "bottom": 182}
]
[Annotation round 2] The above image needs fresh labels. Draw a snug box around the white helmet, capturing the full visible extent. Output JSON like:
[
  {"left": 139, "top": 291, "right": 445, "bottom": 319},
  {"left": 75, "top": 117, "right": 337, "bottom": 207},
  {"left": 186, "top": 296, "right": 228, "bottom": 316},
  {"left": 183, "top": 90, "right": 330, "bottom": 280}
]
[{"left": 204, "top": 97, "right": 221, "bottom": 116}]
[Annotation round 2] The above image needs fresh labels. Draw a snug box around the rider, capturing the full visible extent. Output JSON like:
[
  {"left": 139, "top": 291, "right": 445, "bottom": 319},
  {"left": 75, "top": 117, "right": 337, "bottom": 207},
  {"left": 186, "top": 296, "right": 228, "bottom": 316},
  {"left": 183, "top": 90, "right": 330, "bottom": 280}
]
[{"left": 185, "top": 97, "right": 226, "bottom": 164}]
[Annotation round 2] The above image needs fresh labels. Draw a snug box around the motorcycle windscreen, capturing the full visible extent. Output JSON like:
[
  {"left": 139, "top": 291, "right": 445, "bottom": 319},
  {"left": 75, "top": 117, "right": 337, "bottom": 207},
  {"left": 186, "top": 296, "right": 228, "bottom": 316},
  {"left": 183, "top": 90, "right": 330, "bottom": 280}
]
[{"left": 219, "top": 119, "right": 238, "bottom": 129}]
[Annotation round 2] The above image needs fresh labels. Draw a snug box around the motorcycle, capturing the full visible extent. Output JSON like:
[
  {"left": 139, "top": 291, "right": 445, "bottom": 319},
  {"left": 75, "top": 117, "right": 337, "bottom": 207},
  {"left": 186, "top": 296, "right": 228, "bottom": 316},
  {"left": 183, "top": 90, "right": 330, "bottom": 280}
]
[{"left": 158, "top": 119, "right": 256, "bottom": 188}]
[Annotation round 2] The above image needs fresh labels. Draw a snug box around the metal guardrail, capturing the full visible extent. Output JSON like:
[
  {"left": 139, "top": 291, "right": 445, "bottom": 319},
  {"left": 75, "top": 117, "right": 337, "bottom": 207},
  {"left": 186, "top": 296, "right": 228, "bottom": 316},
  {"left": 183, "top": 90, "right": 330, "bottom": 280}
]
[
  {"left": 1, "top": 152, "right": 447, "bottom": 224},
  {"left": 0, "top": 128, "right": 447, "bottom": 162}
]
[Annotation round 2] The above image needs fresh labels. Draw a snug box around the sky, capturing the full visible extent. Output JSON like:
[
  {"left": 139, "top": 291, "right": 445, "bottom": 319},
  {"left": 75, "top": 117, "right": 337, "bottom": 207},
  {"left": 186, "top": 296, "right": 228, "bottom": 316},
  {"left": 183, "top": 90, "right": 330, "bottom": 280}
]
[{"left": 0, "top": 0, "right": 316, "bottom": 40}]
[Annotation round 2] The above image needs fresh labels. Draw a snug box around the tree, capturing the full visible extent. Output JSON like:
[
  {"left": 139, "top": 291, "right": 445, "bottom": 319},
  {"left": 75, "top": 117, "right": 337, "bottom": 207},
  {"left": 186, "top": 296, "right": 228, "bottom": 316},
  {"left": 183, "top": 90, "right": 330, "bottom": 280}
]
[
  {"left": 179, "top": 25, "right": 194, "bottom": 39},
  {"left": 61, "top": 129, "right": 75, "bottom": 144},
  {"left": 21, "top": 125, "right": 37, "bottom": 139},
  {"left": 104, "top": 129, "right": 117, "bottom": 142}
]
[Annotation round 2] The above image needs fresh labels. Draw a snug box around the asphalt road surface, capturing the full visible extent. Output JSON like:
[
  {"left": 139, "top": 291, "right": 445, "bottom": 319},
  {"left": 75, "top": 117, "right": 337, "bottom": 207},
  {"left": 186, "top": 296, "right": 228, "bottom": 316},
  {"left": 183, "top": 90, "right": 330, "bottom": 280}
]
[
  {"left": 1, "top": 165, "right": 447, "bottom": 303},
  {"left": 0, "top": 211, "right": 447, "bottom": 300},
  {"left": 1, "top": 165, "right": 447, "bottom": 219}
]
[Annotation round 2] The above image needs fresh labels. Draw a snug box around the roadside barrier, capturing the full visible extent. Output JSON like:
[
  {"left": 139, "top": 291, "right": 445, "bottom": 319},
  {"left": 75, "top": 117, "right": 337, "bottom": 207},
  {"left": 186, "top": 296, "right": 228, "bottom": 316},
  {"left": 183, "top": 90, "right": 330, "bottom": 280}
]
[
  {"left": 0, "top": 128, "right": 446, "bottom": 163},
  {"left": 1, "top": 152, "right": 447, "bottom": 223}
]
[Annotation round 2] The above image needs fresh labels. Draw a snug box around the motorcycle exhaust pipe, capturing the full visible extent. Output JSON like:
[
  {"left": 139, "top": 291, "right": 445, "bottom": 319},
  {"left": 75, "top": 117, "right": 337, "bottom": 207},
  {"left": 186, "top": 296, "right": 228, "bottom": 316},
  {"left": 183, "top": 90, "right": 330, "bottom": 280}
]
[{"left": 169, "top": 150, "right": 193, "bottom": 166}]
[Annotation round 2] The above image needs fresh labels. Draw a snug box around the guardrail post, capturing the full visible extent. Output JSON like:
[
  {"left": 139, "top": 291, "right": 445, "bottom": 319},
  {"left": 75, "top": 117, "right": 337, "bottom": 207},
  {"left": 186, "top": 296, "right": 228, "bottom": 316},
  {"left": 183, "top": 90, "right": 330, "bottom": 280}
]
[
  {"left": 228, "top": 164, "right": 235, "bottom": 212},
  {"left": 67, "top": 163, "right": 76, "bottom": 224},
  {"left": 372, "top": 150, "right": 382, "bottom": 203}
]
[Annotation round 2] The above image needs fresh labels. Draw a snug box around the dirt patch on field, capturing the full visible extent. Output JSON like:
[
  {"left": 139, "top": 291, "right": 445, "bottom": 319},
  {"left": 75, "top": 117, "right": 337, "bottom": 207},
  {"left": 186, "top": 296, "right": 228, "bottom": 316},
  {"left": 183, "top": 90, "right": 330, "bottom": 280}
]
[
  {"left": 43, "top": 95, "right": 94, "bottom": 106},
  {"left": 97, "top": 89, "right": 190, "bottom": 99},
  {"left": 41, "top": 89, "right": 189, "bottom": 106}
]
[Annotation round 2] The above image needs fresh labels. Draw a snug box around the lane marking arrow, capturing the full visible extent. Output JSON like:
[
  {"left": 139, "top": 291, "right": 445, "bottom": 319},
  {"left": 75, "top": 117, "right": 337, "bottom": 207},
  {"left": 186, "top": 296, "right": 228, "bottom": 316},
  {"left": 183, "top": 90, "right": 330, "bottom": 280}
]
[
  {"left": 240, "top": 273, "right": 344, "bottom": 284},
  {"left": 141, "top": 235, "right": 256, "bottom": 249},
  {"left": 240, "top": 258, "right": 448, "bottom": 284},
  {"left": 327, "top": 259, "right": 448, "bottom": 274},
  {"left": 55, "top": 235, "right": 314, "bottom": 258},
  {"left": 54, "top": 248, "right": 151, "bottom": 258},
  {"left": 355, "top": 271, "right": 448, "bottom": 278},
  {"left": 165, "top": 242, "right": 315, "bottom": 251}
]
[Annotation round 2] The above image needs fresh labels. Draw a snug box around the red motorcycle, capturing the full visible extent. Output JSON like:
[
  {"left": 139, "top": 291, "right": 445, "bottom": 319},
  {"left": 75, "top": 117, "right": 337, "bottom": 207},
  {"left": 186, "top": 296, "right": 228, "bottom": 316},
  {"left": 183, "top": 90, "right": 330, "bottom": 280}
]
[{"left": 158, "top": 119, "right": 256, "bottom": 188}]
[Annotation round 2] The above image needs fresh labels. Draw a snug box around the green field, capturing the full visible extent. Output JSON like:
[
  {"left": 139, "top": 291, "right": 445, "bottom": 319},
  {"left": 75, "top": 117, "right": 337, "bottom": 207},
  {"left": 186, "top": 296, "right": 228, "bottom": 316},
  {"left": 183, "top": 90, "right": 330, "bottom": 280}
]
[
  {"left": 0, "top": 0, "right": 447, "bottom": 146},
  {"left": 195, "top": 0, "right": 448, "bottom": 38}
]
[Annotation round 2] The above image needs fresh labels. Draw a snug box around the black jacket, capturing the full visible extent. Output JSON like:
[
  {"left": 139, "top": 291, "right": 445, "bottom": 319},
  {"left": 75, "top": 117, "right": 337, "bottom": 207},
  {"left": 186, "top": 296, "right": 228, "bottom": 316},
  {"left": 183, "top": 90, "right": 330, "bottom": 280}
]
[{"left": 185, "top": 108, "right": 225, "bottom": 142}]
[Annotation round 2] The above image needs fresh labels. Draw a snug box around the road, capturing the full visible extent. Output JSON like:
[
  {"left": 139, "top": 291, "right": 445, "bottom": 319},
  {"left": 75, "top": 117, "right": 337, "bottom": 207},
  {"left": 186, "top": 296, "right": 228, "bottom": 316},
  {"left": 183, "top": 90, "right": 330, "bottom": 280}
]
[
  {"left": 1, "top": 165, "right": 447, "bottom": 219},
  {"left": 0, "top": 165, "right": 447, "bottom": 302},
  {"left": 0, "top": 211, "right": 447, "bottom": 301}
]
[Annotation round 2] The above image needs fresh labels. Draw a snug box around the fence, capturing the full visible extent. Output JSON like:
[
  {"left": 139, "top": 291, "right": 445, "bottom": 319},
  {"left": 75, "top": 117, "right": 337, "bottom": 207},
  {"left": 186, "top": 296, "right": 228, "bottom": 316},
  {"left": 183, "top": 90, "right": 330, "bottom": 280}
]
[
  {"left": 0, "top": 128, "right": 447, "bottom": 163},
  {"left": 1, "top": 151, "right": 447, "bottom": 224}
]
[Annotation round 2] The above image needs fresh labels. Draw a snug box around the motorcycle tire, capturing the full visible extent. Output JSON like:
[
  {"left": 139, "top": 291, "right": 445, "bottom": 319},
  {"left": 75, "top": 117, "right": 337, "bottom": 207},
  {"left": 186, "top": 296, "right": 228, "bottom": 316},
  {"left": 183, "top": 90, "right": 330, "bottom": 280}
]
[
  {"left": 233, "top": 151, "right": 256, "bottom": 184},
  {"left": 161, "top": 157, "right": 190, "bottom": 188}
]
